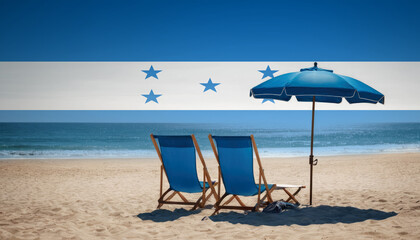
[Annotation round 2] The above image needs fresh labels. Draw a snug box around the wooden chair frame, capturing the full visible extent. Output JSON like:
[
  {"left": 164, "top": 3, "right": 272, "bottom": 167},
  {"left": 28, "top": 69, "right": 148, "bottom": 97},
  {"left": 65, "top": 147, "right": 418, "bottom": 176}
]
[
  {"left": 151, "top": 134, "right": 220, "bottom": 210},
  {"left": 276, "top": 185, "right": 306, "bottom": 205},
  {"left": 208, "top": 134, "right": 277, "bottom": 215}
]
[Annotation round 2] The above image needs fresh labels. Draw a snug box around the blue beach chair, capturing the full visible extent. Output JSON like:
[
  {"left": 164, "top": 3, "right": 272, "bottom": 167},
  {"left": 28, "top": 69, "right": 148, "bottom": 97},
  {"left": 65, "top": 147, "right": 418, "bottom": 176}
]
[
  {"left": 208, "top": 135, "right": 277, "bottom": 215},
  {"left": 150, "top": 134, "right": 219, "bottom": 210}
]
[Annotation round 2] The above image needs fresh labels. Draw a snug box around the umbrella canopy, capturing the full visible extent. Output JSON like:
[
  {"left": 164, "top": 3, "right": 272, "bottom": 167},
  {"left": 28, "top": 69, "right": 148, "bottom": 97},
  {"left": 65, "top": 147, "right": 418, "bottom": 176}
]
[
  {"left": 250, "top": 62, "right": 384, "bottom": 104},
  {"left": 250, "top": 62, "right": 384, "bottom": 205}
]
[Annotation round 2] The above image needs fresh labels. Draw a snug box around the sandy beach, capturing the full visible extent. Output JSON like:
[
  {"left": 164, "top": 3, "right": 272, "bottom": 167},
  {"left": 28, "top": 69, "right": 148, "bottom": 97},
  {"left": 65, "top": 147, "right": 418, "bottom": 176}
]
[{"left": 0, "top": 153, "right": 419, "bottom": 239}]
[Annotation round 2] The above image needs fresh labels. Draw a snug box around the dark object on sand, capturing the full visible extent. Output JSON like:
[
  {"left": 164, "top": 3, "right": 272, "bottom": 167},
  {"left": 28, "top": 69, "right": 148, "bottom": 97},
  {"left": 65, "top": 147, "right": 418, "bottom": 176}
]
[{"left": 263, "top": 201, "right": 298, "bottom": 213}]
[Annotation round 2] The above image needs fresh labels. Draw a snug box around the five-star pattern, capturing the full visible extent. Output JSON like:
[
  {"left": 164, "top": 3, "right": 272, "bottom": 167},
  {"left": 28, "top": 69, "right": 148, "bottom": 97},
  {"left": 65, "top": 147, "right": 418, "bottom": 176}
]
[{"left": 140, "top": 65, "right": 278, "bottom": 104}]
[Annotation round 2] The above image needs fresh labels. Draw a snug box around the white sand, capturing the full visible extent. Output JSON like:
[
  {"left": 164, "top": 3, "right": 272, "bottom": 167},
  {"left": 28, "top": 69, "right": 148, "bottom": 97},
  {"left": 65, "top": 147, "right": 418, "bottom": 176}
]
[{"left": 1, "top": 153, "right": 419, "bottom": 239}]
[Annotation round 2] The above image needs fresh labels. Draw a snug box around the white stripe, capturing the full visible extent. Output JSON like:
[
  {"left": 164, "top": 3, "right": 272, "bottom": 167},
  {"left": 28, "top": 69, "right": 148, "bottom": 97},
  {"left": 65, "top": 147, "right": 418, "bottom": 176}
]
[{"left": 0, "top": 62, "right": 417, "bottom": 110}]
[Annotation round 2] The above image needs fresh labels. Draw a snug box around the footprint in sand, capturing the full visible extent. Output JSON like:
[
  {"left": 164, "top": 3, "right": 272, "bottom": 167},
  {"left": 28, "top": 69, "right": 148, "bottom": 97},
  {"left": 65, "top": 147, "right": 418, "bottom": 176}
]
[
  {"left": 364, "top": 231, "right": 381, "bottom": 236},
  {"left": 109, "top": 212, "right": 123, "bottom": 217}
]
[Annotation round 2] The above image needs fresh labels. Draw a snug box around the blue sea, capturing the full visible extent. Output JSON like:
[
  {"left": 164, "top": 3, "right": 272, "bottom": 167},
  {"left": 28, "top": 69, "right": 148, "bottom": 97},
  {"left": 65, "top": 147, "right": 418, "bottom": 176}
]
[{"left": 0, "top": 122, "right": 419, "bottom": 159}]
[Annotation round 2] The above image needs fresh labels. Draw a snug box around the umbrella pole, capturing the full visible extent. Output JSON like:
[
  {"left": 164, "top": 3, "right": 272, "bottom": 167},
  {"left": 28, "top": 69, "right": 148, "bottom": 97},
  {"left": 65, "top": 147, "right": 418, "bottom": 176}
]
[{"left": 309, "top": 96, "right": 315, "bottom": 205}]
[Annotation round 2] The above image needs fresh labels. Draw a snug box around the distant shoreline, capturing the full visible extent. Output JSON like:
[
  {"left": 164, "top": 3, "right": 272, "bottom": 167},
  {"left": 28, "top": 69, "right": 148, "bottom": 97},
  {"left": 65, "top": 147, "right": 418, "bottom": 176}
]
[
  {"left": 1, "top": 151, "right": 420, "bottom": 161},
  {"left": 1, "top": 122, "right": 419, "bottom": 159}
]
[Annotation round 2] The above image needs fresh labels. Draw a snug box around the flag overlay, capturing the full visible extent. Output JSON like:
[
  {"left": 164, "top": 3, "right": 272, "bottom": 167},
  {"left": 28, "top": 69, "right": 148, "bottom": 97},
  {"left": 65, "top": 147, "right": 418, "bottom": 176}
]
[{"left": 0, "top": 62, "right": 418, "bottom": 110}]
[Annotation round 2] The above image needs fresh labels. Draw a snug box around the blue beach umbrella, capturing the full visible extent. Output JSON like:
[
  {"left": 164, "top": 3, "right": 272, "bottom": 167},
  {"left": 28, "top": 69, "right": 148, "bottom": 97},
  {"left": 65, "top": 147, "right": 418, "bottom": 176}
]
[{"left": 250, "top": 62, "right": 384, "bottom": 205}]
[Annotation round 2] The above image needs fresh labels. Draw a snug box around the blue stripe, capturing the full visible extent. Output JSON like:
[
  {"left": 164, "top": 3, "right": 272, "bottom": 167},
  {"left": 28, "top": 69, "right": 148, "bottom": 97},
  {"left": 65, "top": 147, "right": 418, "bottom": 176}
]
[
  {"left": 0, "top": 110, "right": 419, "bottom": 126},
  {"left": 0, "top": 0, "right": 419, "bottom": 61}
]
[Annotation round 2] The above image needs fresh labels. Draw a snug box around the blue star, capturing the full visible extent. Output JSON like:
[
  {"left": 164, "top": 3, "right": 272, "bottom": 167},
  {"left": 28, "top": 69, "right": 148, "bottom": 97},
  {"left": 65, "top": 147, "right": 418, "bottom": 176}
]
[
  {"left": 200, "top": 78, "right": 220, "bottom": 92},
  {"left": 142, "top": 65, "right": 162, "bottom": 79},
  {"left": 258, "top": 65, "right": 278, "bottom": 79},
  {"left": 142, "top": 90, "right": 162, "bottom": 103},
  {"left": 262, "top": 99, "right": 275, "bottom": 104}
]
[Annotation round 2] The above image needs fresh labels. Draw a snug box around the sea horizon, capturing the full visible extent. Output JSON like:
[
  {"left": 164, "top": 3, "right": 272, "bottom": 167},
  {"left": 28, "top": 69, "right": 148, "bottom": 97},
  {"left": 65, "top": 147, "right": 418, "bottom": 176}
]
[{"left": 1, "top": 120, "right": 419, "bottom": 159}]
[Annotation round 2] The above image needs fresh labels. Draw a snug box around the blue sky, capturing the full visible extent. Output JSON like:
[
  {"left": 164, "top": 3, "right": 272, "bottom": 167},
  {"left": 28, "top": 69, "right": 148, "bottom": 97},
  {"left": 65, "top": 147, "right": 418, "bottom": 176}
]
[
  {"left": 1, "top": 0, "right": 419, "bottom": 61},
  {"left": 0, "top": 1, "right": 419, "bottom": 123}
]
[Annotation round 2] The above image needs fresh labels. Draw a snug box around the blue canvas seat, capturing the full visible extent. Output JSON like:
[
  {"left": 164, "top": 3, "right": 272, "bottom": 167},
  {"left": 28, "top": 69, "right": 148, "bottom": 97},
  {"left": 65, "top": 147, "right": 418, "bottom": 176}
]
[
  {"left": 151, "top": 134, "right": 219, "bottom": 210},
  {"left": 209, "top": 135, "right": 277, "bottom": 215}
]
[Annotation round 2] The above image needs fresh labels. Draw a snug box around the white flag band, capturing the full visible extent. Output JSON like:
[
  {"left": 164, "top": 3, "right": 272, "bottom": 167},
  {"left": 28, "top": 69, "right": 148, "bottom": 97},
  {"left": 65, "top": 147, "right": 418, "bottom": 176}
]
[{"left": 0, "top": 62, "right": 418, "bottom": 110}]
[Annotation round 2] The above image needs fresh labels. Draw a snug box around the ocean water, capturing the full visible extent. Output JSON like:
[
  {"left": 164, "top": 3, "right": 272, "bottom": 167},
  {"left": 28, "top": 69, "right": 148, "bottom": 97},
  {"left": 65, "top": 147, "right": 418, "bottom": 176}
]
[{"left": 0, "top": 122, "right": 419, "bottom": 159}]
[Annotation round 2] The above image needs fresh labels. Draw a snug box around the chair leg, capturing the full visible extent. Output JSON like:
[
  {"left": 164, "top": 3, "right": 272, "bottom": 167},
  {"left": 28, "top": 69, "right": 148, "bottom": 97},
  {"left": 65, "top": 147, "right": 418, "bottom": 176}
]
[
  {"left": 234, "top": 196, "right": 247, "bottom": 207},
  {"left": 283, "top": 188, "right": 301, "bottom": 205},
  {"left": 260, "top": 185, "right": 277, "bottom": 203},
  {"left": 213, "top": 191, "right": 278, "bottom": 214},
  {"left": 157, "top": 188, "right": 173, "bottom": 209},
  {"left": 285, "top": 187, "right": 302, "bottom": 203},
  {"left": 253, "top": 202, "right": 260, "bottom": 212},
  {"left": 192, "top": 195, "right": 204, "bottom": 211},
  {"left": 212, "top": 193, "right": 229, "bottom": 216},
  {"left": 192, "top": 188, "right": 212, "bottom": 210},
  {"left": 222, "top": 195, "right": 236, "bottom": 206},
  {"left": 201, "top": 171, "right": 206, "bottom": 208},
  {"left": 164, "top": 191, "right": 178, "bottom": 202},
  {"left": 204, "top": 182, "right": 219, "bottom": 203},
  {"left": 158, "top": 185, "right": 221, "bottom": 210},
  {"left": 199, "top": 182, "right": 220, "bottom": 209},
  {"left": 252, "top": 185, "right": 277, "bottom": 211},
  {"left": 157, "top": 190, "right": 186, "bottom": 209},
  {"left": 176, "top": 192, "right": 189, "bottom": 203}
]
